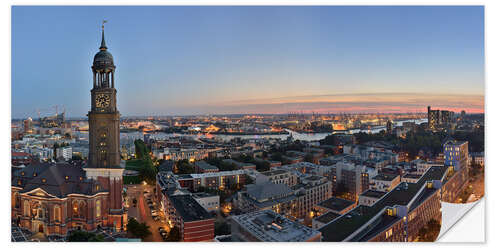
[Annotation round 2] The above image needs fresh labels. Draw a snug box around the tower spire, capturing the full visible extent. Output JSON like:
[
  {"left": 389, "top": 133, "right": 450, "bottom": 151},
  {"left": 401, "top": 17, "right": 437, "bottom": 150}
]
[{"left": 100, "top": 20, "right": 108, "bottom": 50}]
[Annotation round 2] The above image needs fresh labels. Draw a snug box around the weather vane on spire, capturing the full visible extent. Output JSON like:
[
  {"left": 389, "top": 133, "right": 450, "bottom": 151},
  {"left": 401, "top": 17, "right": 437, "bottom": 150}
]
[{"left": 102, "top": 20, "right": 107, "bottom": 30}]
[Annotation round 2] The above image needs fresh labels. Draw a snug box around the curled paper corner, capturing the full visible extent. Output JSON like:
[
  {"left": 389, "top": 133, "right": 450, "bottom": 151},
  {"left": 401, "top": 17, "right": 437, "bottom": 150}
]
[{"left": 437, "top": 198, "right": 485, "bottom": 242}]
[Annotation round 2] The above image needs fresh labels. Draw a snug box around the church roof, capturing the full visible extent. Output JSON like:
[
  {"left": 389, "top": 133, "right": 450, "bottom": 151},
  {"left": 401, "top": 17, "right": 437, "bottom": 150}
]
[{"left": 12, "top": 162, "right": 103, "bottom": 198}]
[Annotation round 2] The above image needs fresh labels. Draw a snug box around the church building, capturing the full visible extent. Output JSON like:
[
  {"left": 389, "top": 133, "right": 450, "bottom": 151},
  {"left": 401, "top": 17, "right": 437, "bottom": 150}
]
[{"left": 11, "top": 24, "right": 126, "bottom": 236}]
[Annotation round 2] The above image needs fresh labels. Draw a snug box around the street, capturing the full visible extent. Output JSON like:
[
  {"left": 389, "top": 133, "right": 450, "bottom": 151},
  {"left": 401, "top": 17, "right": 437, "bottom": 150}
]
[{"left": 125, "top": 184, "right": 169, "bottom": 242}]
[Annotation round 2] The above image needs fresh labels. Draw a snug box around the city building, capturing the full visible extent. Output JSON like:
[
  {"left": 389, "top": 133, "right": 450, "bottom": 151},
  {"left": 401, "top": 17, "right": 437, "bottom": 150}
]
[
  {"left": 258, "top": 169, "right": 298, "bottom": 187},
  {"left": 12, "top": 151, "right": 33, "bottom": 167},
  {"left": 358, "top": 189, "right": 387, "bottom": 206},
  {"left": 335, "top": 162, "right": 374, "bottom": 201},
  {"left": 55, "top": 146, "right": 72, "bottom": 161},
  {"left": 231, "top": 210, "right": 321, "bottom": 242},
  {"left": 192, "top": 192, "right": 220, "bottom": 212},
  {"left": 291, "top": 175, "right": 332, "bottom": 219},
  {"left": 177, "top": 170, "right": 246, "bottom": 191},
  {"left": 162, "top": 194, "right": 215, "bottom": 241},
  {"left": 319, "top": 164, "right": 465, "bottom": 242},
  {"left": 444, "top": 140, "right": 469, "bottom": 171},
  {"left": 371, "top": 173, "right": 401, "bottom": 192},
  {"left": 235, "top": 181, "right": 297, "bottom": 217},
  {"left": 427, "top": 106, "right": 455, "bottom": 131},
  {"left": 469, "top": 152, "right": 484, "bottom": 167},
  {"left": 194, "top": 161, "right": 219, "bottom": 173},
  {"left": 23, "top": 117, "right": 33, "bottom": 134},
  {"left": 222, "top": 159, "right": 257, "bottom": 170}
]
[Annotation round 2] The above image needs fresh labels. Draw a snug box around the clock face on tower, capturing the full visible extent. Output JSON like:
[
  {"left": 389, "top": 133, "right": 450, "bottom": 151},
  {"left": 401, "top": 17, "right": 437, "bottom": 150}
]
[{"left": 95, "top": 93, "right": 111, "bottom": 108}]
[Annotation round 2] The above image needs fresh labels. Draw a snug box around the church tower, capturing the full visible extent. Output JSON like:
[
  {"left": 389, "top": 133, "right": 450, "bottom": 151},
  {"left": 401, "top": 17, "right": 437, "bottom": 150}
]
[{"left": 84, "top": 22, "right": 125, "bottom": 231}]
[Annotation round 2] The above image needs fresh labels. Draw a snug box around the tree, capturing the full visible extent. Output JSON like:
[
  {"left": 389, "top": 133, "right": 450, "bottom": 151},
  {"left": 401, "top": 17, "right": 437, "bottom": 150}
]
[
  {"left": 127, "top": 218, "right": 152, "bottom": 240},
  {"left": 176, "top": 159, "right": 195, "bottom": 174},
  {"left": 166, "top": 226, "right": 181, "bottom": 241},
  {"left": 67, "top": 230, "right": 104, "bottom": 242},
  {"left": 134, "top": 139, "right": 148, "bottom": 159}
]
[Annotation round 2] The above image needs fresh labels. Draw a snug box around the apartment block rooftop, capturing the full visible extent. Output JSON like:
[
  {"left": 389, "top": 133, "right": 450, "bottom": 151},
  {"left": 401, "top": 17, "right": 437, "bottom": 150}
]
[
  {"left": 317, "top": 197, "right": 355, "bottom": 212},
  {"left": 372, "top": 173, "right": 399, "bottom": 181},
  {"left": 168, "top": 194, "right": 214, "bottom": 222},
  {"left": 359, "top": 189, "right": 387, "bottom": 199},
  {"left": 232, "top": 210, "right": 321, "bottom": 242},
  {"left": 314, "top": 211, "right": 341, "bottom": 224}
]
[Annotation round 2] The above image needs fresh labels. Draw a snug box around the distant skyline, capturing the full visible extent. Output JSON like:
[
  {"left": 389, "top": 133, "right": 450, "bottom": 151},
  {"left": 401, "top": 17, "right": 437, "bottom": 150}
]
[{"left": 12, "top": 6, "right": 484, "bottom": 118}]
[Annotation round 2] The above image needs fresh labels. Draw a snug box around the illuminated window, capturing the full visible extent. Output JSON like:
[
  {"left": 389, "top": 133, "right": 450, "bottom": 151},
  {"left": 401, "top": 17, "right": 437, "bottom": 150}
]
[
  {"left": 73, "top": 201, "right": 79, "bottom": 216},
  {"left": 54, "top": 206, "right": 61, "bottom": 222},
  {"left": 33, "top": 173, "right": 37, "bottom": 177},
  {"left": 65, "top": 176, "right": 69, "bottom": 180},
  {"left": 17, "top": 180, "right": 22, "bottom": 185},
  {"left": 96, "top": 200, "right": 101, "bottom": 217},
  {"left": 79, "top": 176, "right": 83, "bottom": 181},
  {"left": 21, "top": 172, "right": 25, "bottom": 176},
  {"left": 42, "top": 178, "right": 46, "bottom": 183},
  {"left": 385, "top": 228, "right": 393, "bottom": 239},
  {"left": 23, "top": 201, "right": 29, "bottom": 216}
]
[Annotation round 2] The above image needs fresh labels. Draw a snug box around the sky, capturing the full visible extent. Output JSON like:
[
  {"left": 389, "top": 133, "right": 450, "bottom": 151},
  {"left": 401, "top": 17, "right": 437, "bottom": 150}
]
[{"left": 11, "top": 6, "right": 484, "bottom": 118}]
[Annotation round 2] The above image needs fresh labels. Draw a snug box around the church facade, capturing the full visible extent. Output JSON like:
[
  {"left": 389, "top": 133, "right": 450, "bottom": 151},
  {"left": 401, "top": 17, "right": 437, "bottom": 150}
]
[{"left": 11, "top": 25, "right": 126, "bottom": 236}]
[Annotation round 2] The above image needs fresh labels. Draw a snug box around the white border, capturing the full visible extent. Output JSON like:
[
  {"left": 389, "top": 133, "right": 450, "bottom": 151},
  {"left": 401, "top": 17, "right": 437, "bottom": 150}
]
[{"left": 2, "top": 0, "right": 498, "bottom": 249}]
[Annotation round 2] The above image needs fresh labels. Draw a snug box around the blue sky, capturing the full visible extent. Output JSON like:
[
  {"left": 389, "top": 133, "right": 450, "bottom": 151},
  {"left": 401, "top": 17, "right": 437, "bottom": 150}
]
[{"left": 11, "top": 6, "right": 484, "bottom": 118}]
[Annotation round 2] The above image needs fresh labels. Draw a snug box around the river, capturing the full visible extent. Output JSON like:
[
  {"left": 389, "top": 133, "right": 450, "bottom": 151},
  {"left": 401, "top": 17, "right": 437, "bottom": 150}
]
[{"left": 75, "top": 118, "right": 427, "bottom": 143}]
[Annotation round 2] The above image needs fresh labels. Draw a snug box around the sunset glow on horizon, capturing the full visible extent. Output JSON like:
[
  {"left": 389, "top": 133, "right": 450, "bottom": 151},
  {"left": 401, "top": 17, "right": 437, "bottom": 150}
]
[{"left": 12, "top": 6, "right": 484, "bottom": 118}]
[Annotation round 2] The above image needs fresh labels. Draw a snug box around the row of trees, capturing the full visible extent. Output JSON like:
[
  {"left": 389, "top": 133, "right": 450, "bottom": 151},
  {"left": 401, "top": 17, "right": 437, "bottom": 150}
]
[{"left": 126, "top": 139, "right": 158, "bottom": 184}]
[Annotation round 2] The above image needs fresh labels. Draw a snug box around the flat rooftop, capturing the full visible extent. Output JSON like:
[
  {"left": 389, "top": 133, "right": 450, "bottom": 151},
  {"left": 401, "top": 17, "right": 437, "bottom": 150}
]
[
  {"left": 232, "top": 210, "right": 320, "bottom": 242},
  {"left": 359, "top": 189, "right": 387, "bottom": 199},
  {"left": 372, "top": 173, "right": 399, "bottom": 181},
  {"left": 314, "top": 212, "right": 341, "bottom": 224},
  {"left": 317, "top": 197, "right": 355, "bottom": 212},
  {"left": 402, "top": 173, "right": 422, "bottom": 179},
  {"left": 261, "top": 169, "right": 288, "bottom": 176},
  {"left": 169, "top": 195, "right": 214, "bottom": 222}
]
